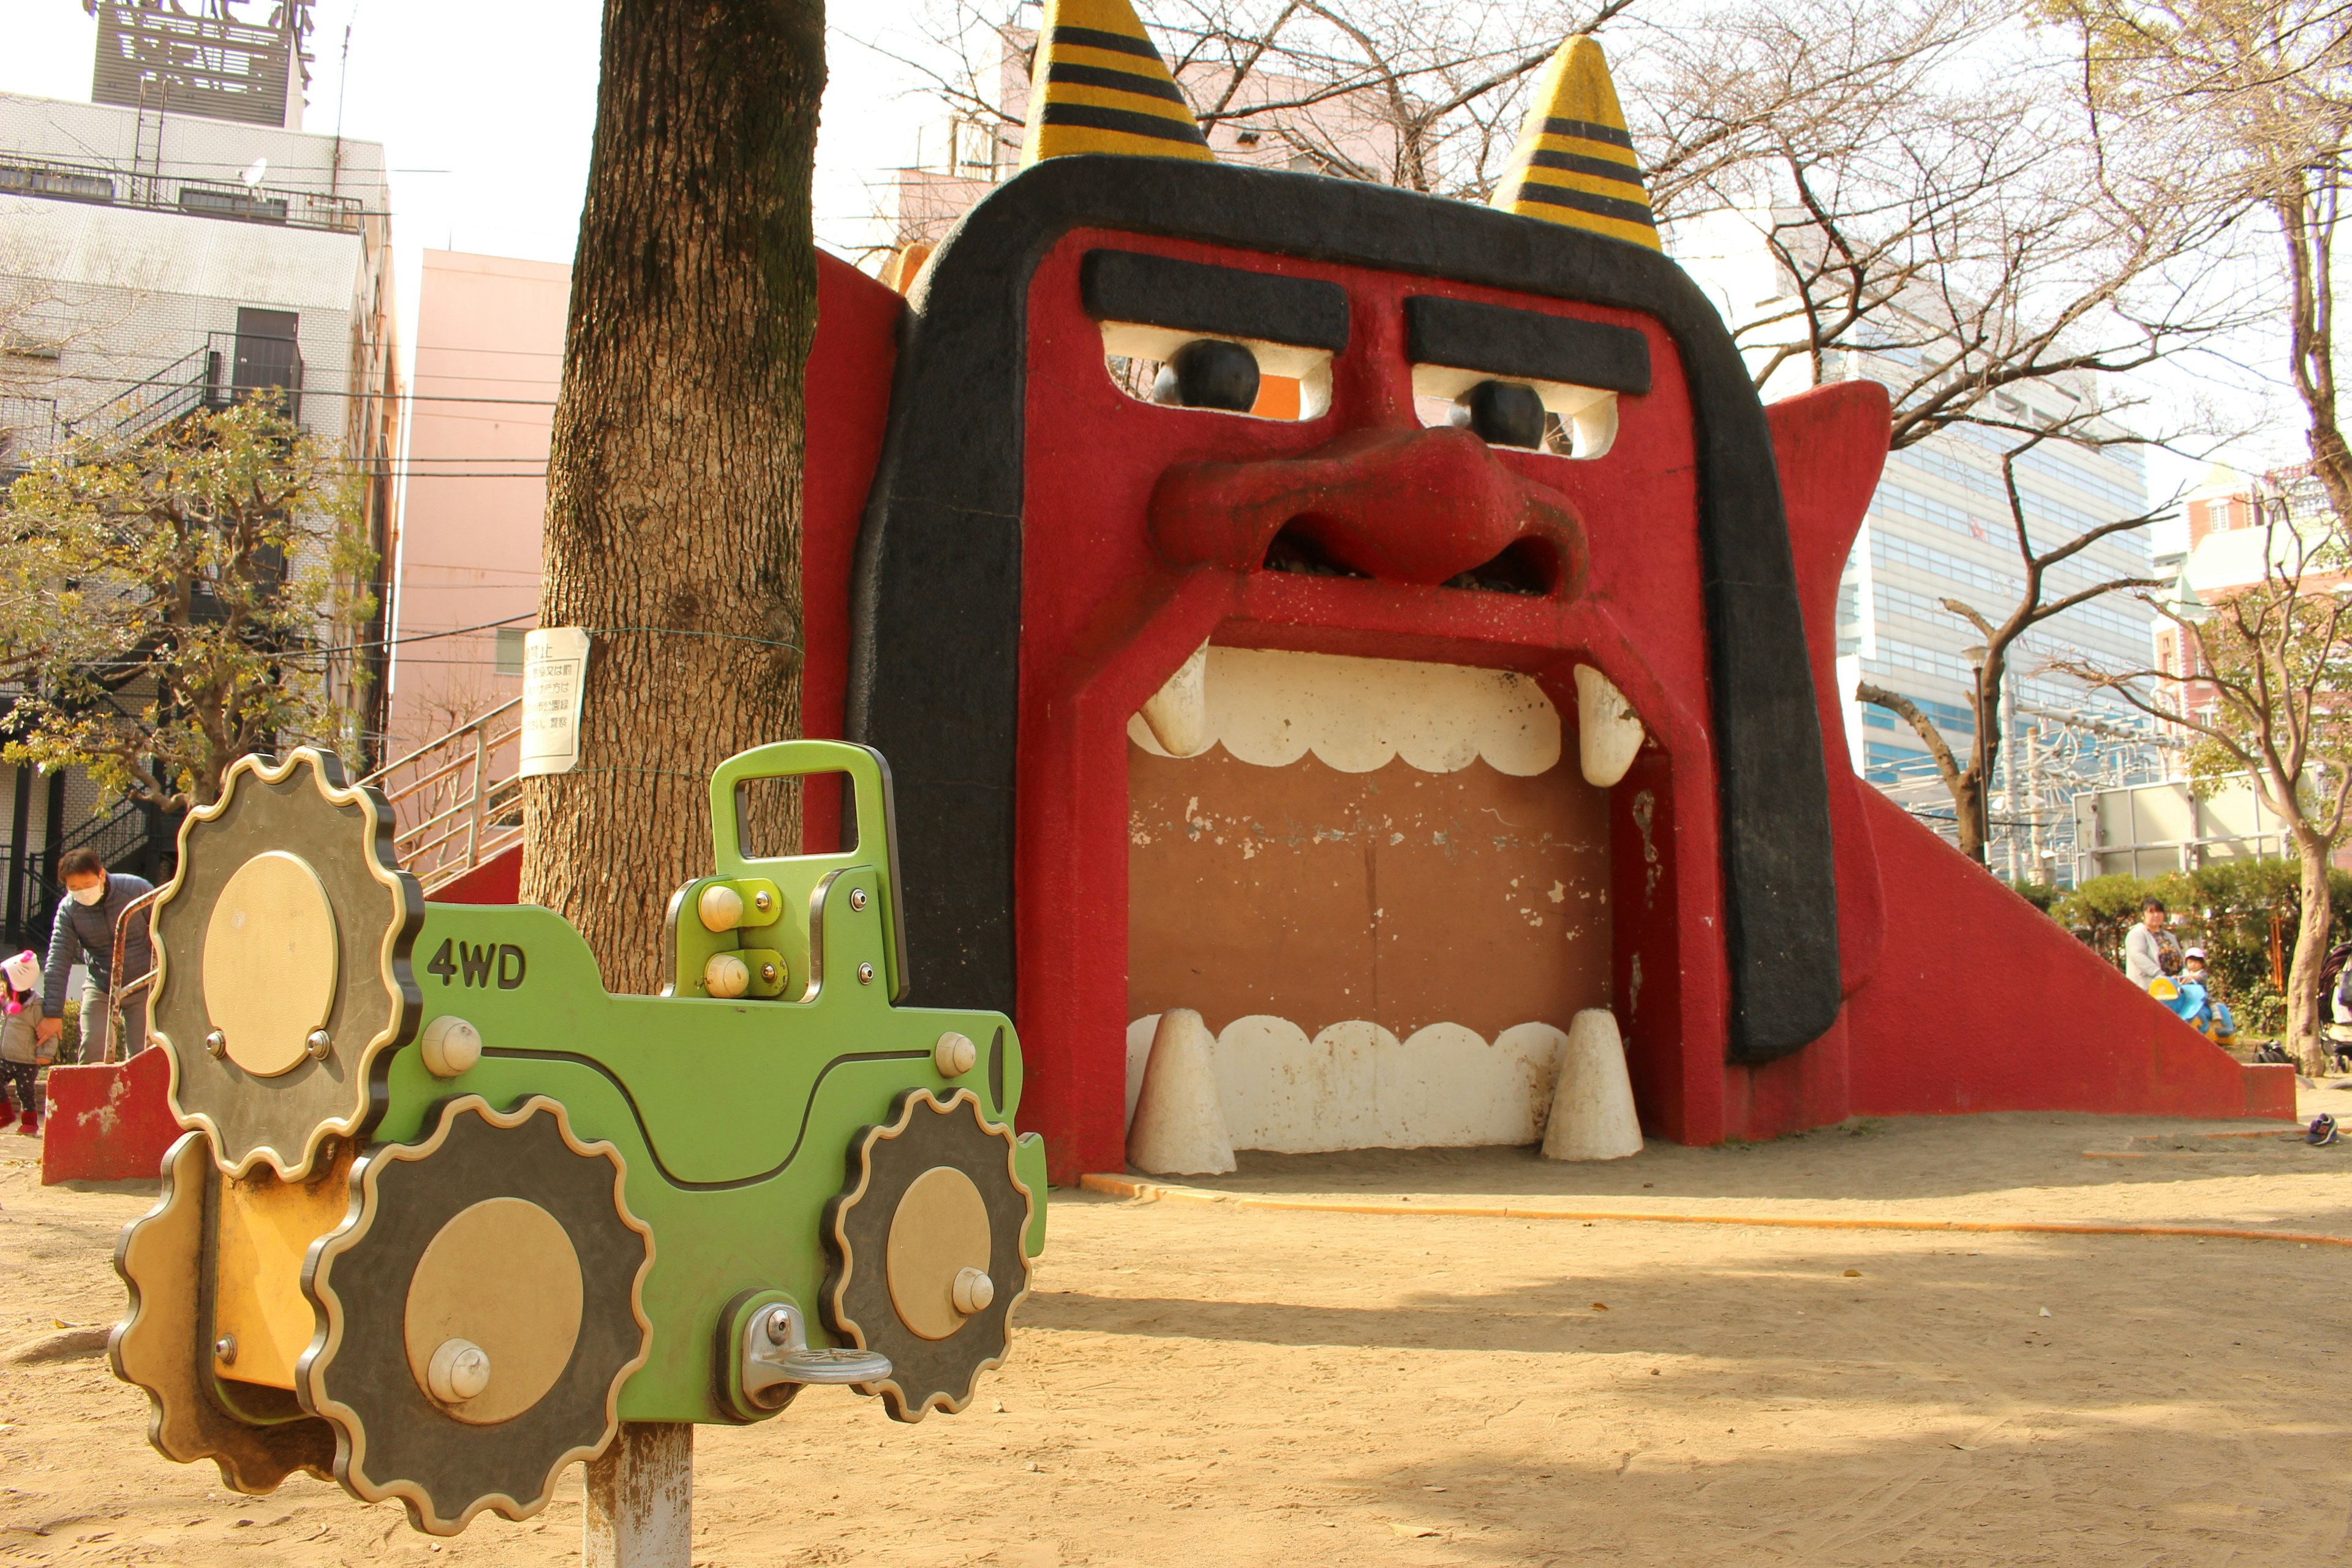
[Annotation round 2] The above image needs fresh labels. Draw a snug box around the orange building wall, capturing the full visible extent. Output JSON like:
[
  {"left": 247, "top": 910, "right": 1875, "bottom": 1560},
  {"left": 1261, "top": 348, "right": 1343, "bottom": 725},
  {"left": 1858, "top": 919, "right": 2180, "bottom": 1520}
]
[{"left": 386, "top": 249, "right": 570, "bottom": 762}]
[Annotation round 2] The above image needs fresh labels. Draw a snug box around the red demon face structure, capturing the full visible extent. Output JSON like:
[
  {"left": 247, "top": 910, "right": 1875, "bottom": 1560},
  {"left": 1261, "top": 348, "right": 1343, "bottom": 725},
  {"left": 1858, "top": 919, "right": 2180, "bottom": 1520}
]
[
  {"left": 1040, "top": 234, "right": 1758, "bottom": 1165},
  {"left": 794, "top": 19, "right": 2288, "bottom": 1185},
  {"left": 840, "top": 151, "right": 1858, "bottom": 1181}
]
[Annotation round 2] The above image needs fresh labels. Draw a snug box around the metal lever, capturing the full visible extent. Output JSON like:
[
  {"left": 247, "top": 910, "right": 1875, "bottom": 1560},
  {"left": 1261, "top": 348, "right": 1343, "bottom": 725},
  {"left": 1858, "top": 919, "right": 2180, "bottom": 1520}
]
[{"left": 739, "top": 1302, "right": 891, "bottom": 1409}]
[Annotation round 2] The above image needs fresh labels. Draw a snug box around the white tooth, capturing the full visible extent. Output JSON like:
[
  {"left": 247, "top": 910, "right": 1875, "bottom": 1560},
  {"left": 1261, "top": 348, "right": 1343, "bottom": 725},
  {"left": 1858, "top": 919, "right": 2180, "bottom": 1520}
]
[
  {"left": 1574, "top": 665, "right": 1645, "bottom": 788},
  {"left": 1139, "top": 641, "right": 1213, "bottom": 757},
  {"left": 1542, "top": 1008, "right": 1643, "bottom": 1161},
  {"left": 1127, "top": 1008, "right": 1235, "bottom": 1175}
]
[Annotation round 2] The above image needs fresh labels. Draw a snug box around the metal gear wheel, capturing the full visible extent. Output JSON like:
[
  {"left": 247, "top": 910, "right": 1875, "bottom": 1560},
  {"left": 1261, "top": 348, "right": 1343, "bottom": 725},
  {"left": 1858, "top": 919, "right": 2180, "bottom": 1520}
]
[
  {"left": 821, "top": 1087, "right": 1035, "bottom": 1422},
  {"left": 149, "top": 747, "right": 423, "bottom": 1179},
  {"left": 301, "top": 1096, "right": 653, "bottom": 1537},
  {"left": 110, "top": 1129, "right": 339, "bottom": 1494}
]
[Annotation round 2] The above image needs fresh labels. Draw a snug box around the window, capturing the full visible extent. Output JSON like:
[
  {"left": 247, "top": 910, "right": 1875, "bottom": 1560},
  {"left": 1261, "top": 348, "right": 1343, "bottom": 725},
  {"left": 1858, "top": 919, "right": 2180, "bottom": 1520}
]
[{"left": 180, "top": 186, "right": 288, "bottom": 224}]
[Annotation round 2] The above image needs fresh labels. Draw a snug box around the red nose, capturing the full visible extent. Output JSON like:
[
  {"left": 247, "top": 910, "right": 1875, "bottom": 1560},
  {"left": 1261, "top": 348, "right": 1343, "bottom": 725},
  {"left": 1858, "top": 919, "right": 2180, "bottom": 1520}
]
[{"left": 1148, "top": 424, "right": 1587, "bottom": 595}]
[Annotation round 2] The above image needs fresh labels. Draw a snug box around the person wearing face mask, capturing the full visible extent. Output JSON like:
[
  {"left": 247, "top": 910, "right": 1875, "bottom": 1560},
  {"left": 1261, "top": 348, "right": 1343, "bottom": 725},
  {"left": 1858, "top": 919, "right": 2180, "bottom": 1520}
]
[{"left": 36, "top": 849, "right": 154, "bottom": 1063}]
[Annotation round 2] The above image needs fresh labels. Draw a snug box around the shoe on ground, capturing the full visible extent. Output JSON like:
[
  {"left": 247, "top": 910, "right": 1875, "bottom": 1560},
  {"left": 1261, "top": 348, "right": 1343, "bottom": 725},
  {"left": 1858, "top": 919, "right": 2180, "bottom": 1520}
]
[{"left": 2309, "top": 1113, "right": 2339, "bottom": 1146}]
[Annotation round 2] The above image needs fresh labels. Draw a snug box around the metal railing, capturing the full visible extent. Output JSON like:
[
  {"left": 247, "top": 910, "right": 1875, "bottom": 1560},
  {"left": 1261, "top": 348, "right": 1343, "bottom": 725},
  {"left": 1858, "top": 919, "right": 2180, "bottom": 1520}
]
[
  {"left": 1, "top": 393, "right": 61, "bottom": 480},
  {"left": 103, "top": 885, "right": 165, "bottom": 1063},
  {"left": 69, "top": 330, "right": 304, "bottom": 442},
  {"left": 0, "top": 153, "right": 366, "bottom": 235},
  {"left": 360, "top": 698, "right": 524, "bottom": 894},
  {"left": 70, "top": 341, "right": 219, "bottom": 443}
]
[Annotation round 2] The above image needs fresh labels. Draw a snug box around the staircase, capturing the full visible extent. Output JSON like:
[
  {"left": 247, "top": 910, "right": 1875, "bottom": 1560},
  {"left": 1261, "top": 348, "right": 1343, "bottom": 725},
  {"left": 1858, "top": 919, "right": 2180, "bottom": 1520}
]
[{"left": 360, "top": 698, "right": 523, "bottom": 895}]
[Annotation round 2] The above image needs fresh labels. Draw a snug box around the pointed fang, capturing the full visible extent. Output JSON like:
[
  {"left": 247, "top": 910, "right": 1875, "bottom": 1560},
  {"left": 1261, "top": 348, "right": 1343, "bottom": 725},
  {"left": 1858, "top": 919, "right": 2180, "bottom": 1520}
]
[
  {"left": 1574, "top": 665, "right": 1644, "bottom": 787},
  {"left": 1139, "top": 642, "right": 1212, "bottom": 757}
]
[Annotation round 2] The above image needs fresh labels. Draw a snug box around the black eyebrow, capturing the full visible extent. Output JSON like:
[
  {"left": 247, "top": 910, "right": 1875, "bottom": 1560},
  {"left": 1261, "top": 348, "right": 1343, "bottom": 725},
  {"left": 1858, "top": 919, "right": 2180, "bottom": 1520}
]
[
  {"left": 1080, "top": 249, "right": 1350, "bottom": 352},
  {"left": 1404, "top": 295, "right": 1651, "bottom": 395}
]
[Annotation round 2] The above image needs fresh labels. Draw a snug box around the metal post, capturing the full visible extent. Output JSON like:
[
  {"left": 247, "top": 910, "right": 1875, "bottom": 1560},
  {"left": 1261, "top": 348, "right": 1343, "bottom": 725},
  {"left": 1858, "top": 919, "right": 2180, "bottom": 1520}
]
[
  {"left": 468, "top": 724, "right": 489, "bottom": 873},
  {"left": 583, "top": 1422, "right": 691, "bottom": 1568},
  {"left": 2026, "top": 727, "right": 2043, "bottom": 877},
  {"left": 38, "top": 772, "right": 63, "bottom": 907},
  {"left": 6, "top": 764, "right": 31, "bottom": 942},
  {"left": 1999, "top": 664, "right": 2017, "bottom": 881}
]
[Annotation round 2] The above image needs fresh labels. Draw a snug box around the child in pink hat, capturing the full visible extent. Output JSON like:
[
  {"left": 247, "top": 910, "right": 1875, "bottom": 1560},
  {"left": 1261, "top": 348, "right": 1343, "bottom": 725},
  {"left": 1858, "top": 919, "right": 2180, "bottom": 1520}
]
[{"left": 0, "top": 951, "right": 45, "bottom": 1136}]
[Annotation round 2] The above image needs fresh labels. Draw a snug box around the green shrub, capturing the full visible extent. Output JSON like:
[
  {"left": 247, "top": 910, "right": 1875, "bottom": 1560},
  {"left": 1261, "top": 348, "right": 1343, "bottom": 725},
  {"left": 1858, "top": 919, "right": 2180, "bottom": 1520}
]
[
  {"left": 2051, "top": 874, "right": 2161, "bottom": 959},
  {"left": 2005, "top": 878, "right": 2060, "bottom": 914}
]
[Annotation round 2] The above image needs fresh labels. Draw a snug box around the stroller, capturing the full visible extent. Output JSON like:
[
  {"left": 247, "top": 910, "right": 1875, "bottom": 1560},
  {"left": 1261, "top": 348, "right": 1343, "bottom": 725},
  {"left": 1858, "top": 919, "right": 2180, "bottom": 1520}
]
[{"left": 2318, "top": 941, "right": 2352, "bottom": 1072}]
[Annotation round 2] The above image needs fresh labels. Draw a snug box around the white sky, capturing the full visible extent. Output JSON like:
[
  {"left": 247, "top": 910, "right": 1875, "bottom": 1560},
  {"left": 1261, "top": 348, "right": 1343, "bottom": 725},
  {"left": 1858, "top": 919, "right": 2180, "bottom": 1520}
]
[
  {"left": 0, "top": 0, "right": 2283, "bottom": 529},
  {"left": 1, "top": 0, "right": 942, "bottom": 366}
]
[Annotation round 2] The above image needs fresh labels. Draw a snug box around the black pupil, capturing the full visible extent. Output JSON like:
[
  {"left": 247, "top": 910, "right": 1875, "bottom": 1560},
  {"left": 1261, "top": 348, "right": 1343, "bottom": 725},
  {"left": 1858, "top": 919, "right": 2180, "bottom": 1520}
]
[
  {"left": 1452, "top": 380, "right": 1545, "bottom": 448},
  {"left": 1155, "top": 339, "right": 1261, "bottom": 412}
]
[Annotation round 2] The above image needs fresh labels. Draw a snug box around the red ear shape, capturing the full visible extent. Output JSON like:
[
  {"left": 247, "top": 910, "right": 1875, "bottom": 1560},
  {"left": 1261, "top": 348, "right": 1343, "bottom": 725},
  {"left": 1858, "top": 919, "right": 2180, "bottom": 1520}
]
[
  {"left": 1765, "top": 379, "right": 1893, "bottom": 1003},
  {"left": 1768, "top": 379, "right": 1892, "bottom": 644}
]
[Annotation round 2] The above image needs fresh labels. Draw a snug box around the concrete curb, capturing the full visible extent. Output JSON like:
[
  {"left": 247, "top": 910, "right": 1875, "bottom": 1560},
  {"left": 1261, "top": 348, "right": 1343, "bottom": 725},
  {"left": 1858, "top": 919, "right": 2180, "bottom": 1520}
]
[{"left": 1076, "top": 1173, "right": 2352, "bottom": 1249}]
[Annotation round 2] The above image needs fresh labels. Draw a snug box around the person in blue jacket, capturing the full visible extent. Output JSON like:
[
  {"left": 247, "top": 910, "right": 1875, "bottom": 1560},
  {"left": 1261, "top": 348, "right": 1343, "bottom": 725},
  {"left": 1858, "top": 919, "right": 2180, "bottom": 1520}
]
[
  {"left": 2179, "top": 948, "right": 2237, "bottom": 1046},
  {"left": 2150, "top": 949, "right": 2238, "bottom": 1047},
  {"left": 35, "top": 848, "right": 154, "bottom": 1063}
]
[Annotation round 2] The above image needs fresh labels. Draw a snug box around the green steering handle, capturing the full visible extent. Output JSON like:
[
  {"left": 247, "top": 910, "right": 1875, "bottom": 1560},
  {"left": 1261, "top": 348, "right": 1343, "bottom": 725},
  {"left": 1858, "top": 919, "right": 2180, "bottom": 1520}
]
[{"left": 706, "top": 739, "right": 909, "bottom": 1001}]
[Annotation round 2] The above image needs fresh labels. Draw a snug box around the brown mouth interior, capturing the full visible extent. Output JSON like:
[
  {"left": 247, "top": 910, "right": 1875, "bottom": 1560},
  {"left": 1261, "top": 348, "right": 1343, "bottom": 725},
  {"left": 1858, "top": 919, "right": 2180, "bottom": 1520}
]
[
  {"left": 1260, "top": 524, "right": 1558, "bottom": 595},
  {"left": 1262, "top": 523, "right": 1371, "bottom": 579},
  {"left": 1444, "top": 538, "right": 1556, "bottom": 595},
  {"left": 1126, "top": 744, "right": 1611, "bottom": 1050}
]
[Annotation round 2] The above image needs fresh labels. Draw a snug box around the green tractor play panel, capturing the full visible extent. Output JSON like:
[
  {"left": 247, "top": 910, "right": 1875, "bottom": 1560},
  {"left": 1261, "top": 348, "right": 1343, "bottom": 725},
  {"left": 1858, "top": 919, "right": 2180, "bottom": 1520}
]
[{"left": 110, "top": 742, "right": 1046, "bottom": 1536}]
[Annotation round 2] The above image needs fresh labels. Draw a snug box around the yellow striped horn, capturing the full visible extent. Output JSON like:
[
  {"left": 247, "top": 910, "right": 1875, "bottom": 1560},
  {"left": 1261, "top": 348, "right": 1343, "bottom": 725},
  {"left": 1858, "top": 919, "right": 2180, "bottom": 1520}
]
[
  {"left": 1019, "top": 0, "right": 1214, "bottom": 168},
  {"left": 1491, "top": 36, "right": 1659, "bottom": 251}
]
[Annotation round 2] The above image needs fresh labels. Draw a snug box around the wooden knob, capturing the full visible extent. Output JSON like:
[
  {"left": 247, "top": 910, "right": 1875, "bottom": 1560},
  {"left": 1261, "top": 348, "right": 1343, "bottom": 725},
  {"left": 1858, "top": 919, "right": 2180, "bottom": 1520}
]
[
  {"left": 698, "top": 884, "right": 745, "bottom": 932},
  {"left": 704, "top": 952, "right": 750, "bottom": 999},
  {"left": 419, "top": 1016, "right": 482, "bottom": 1078},
  {"left": 934, "top": 1031, "right": 978, "bottom": 1077},
  {"left": 427, "top": 1337, "right": 491, "bottom": 1404}
]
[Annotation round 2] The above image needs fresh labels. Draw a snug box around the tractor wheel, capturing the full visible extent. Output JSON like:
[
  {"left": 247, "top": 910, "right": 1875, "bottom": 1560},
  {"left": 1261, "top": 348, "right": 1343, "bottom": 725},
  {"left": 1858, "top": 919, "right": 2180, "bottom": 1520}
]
[
  {"left": 301, "top": 1096, "right": 652, "bottom": 1536},
  {"left": 821, "top": 1088, "right": 1035, "bottom": 1421},
  {"left": 111, "top": 1130, "right": 339, "bottom": 1494},
  {"left": 148, "top": 747, "right": 421, "bottom": 1180}
]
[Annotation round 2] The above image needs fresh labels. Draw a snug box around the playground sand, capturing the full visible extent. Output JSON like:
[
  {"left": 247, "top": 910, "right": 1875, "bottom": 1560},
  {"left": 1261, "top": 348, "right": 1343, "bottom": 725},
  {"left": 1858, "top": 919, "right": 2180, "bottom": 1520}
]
[{"left": 2, "top": 1105, "right": 2349, "bottom": 1566}]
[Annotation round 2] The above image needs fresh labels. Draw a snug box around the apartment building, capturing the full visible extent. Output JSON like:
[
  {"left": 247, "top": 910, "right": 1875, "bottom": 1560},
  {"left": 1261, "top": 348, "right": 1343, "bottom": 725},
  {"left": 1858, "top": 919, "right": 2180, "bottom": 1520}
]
[{"left": 0, "top": 0, "right": 398, "bottom": 948}]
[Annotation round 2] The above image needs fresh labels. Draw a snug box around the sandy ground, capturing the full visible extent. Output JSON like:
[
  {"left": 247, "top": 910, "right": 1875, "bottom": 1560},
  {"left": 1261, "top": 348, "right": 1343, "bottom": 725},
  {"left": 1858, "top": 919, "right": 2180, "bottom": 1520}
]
[{"left": 5, "top": 1095, "right": 2352, "bottom": 1567}]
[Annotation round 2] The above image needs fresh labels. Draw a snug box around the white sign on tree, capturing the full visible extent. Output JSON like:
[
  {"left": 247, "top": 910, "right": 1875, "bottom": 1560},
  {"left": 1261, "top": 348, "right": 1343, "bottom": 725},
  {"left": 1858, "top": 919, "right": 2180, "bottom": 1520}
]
[{"left": 521, "top": 628, "right": 592, "bottom": 777}]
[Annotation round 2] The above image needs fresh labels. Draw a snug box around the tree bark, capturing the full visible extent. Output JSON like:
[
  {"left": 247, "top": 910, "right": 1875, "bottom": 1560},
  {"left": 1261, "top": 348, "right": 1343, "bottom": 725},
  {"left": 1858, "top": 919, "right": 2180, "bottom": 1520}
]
[
  {"left": 1963, "top": 660, "right": 2000, "bottom": 866},
  {"left": 2290, "top": 821, "right": 2335, "bottom": 1074},
  {"left": 1950, "top": 773, "right": 1987, "bottom": 865},
  {"left": 522, "top": 0, "right": 824, "bottom": 991}
]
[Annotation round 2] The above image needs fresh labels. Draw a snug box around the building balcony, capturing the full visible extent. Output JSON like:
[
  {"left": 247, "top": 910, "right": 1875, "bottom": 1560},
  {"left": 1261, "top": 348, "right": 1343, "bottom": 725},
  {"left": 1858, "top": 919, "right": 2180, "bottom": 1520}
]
[{"left": 0, "top": 152, "right": 363, "bottom": 235}]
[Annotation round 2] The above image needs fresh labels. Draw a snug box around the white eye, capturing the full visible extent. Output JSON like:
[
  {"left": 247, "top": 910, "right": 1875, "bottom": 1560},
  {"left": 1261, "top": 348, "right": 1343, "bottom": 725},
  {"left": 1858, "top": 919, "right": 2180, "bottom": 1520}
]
[
  {"left": 1099, "top": 320, "right": 1332, "bottom": 421},
  {"left": 1448, "top": 380, "right": 1546, "bottom": 448},
  {"left": 1152, "top": 340, "right": 1260, "bottom": 410},
  {"left": 1411, "top": 364, "right": 1619, "bottom": 457}
]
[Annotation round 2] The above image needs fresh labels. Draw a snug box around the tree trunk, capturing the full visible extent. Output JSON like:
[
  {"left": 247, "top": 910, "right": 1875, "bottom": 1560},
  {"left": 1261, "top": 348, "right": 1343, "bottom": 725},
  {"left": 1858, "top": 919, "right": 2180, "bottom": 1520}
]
[
  {"left": 1966, "top": 658, "right": 2007, "bottom": 867},
  {"left": 1951, "top": 772, "right": 1986, "bottom": 864},
  {"left": 522, "top": 0, "right": 824, "bottom": 992},
  {"left": 2289, "top": 823, "right": 2335, "bottom": 1076}
]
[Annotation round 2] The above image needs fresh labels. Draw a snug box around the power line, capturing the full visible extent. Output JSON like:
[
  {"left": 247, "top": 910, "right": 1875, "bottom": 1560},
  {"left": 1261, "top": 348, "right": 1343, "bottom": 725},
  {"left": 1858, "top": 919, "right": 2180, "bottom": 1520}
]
[
  {"left": 7, "top": 369, "right": 557, "bottom": 408},
  {"left": 19, "top": 611, "right": 539, "bottom": 677}
]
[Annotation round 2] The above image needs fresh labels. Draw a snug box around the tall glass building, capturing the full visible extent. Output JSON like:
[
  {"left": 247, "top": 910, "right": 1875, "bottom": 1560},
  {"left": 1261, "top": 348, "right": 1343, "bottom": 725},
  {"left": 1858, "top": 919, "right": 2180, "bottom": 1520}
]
[{"left": 1669, "top": 209, "right": 2173, "bottom": 884}]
